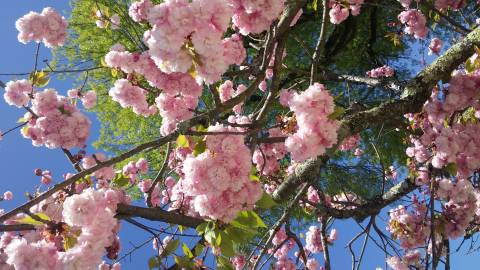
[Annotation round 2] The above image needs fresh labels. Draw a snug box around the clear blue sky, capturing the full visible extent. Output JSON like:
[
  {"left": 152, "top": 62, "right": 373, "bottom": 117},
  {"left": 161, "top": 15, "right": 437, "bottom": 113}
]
[{"left": 0, "top": 2, "right": 478, "bottom": 270}]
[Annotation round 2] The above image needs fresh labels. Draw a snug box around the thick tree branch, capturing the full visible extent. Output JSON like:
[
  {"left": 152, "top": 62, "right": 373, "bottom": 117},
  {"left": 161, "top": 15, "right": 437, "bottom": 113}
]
[
  {"left": 0, "top": 224, "right": 36, "bottom": 232},
  {"left": 115, "top": 204, "right": 203, "bottom": 229},
  {"left": 315, "top": 178, "right": 416, "bottom": 221},
  {"left": 272, "top": 26, "right": 480, "bottom": 202}
]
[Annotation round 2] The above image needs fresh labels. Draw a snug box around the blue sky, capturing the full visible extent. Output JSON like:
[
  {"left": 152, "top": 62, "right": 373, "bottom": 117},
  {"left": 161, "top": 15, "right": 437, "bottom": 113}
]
[{"left": 0, "top": 2, "right": 479, "bottom": 270}]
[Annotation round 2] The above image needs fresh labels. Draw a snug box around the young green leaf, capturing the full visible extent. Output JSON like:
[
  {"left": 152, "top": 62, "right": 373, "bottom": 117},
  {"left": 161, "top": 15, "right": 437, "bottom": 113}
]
[{"left": 255, "top": 192, "right": 278, "bottom": 209}]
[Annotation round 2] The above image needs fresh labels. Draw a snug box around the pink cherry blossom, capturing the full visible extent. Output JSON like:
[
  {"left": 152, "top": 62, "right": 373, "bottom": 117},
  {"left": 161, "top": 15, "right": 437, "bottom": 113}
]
[
  {"left": 3, "top": 191, "right": 13, "bottom": 201},
  {"left": 3, "top": 80, "right": 32, "bottom": 108},
  {"left": 284, "top": 83, "right": 340, "bottom": 162},
  {"left": 16, "top": 7, "right": 68, "bottom": 48}
]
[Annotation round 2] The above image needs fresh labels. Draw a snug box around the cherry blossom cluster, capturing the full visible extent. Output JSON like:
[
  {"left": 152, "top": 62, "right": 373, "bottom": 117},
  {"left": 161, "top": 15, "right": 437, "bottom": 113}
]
[
  {"left": 99, "top": 261, "right": 121, "bottom": 270},
  {"left": 129, "top": 0, "right": 153, "bottom": 22},
  {"left": 122, "top": 158, "right": 149, "bottom": 181},
  {"left": 305, "top": 226, "right": 337, "bottom": 254},
  {"left": 270, "top": 228, "right": 296, "bottom": 270},
  {"left": 138, "top": 176, "right": 176, "bottom": 207},
  {"left": 20, "top": 88, "right": 91, "bottom": 149},
  {"left": 170, "top": 118, "right": 262, "bottom": 222},
  {"left": 3, "top": 79, "right": 32, "bottom": 108},
  {"left": 82, "top": 153, "right": 116, "bottom": 185},
  {"left": 95, "top": 11, "right": 120, "bottom": 29},
  {"left": 35, "top": 168, "right": 53, "bottom": 185},
  {"left": 329, "top": 0, "right": 364, "bottom": 24},
  {"left": 218, "top": 80, "right": 248, "bottom": 114},
  {"left": 281, "top": 83, "right": 340, "bottom": 162},
  {"left": 15, "top": 7, "right": 68, "bottom": 48},
  {"left": 407, "top": 71, "right": 480, "bottom": 178},
  {"left": 386, "top": 250, "right": 421, "bottom": 270},
  {"left": 428, "top": 38, "right": 443, "bottom": 55},
  {"left": 252, "top": 128, "right": 287, "bottom": 175},
  {"left": 167, "top": 137, "right": 197, "bottom": 176},
  {"left": 366, "top": 65, "right": 395, "bottom": 78},
  {"left": 67, "top": 89, "right": 97, "bottom": 109},
  {"left": 435, "top": 178, "right": 478, "bottom": 238},
  {"left": 231, "top": 255, "right": 246, "bottom": 270},
  {"left": 0, "top": 188, "right": 128, "bottom": 270},
  {"left": 141, "top": 0, "right": 246, "bottom": 84},
  {"left": 2, "top": 191, "right": 13, "bottom": 201},
  {"left": 339, "top": 134, "right": 361, "bottom": 151},
  {"left": 108, "top": 79, "right": 156, "bottom": 117},
  {"left": 104, "top": 46, "right": 202, "bottom": 134},
  {"left": 227, "top": 0, "right": 285, "bottom": 35},
  {"left": 398, "top": 9, "right": 428, "bottom": 39},
  {"left": 387, "top": 202, "right": 430, "bottom": 249}
]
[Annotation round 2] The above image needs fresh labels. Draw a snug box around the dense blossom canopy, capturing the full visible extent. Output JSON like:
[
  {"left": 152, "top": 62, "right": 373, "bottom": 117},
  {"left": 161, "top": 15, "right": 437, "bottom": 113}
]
[{"left": 2, "top": 1, "right": 480, "bottom": 270}]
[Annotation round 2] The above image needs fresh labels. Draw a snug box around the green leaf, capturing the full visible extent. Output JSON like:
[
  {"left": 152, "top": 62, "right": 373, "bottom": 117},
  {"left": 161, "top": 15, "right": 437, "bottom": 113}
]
[
  {"left": 249, "top": 166, "right": 259, "bottom": 181},
  {"left": 196, "top": 124, "right": 208, "bottom": 132},
  {"left": 466, "top": 59, "right": 475, "bottom": 73},
  {"left": 219, "top": 231, "right": 235, "bottom": 257},
  {"left": 217, "top": 256, "right": 235, "bottom": 270},
  {"left": 16, "top": 213, "right": 50, "bottom": 226},
  {"left": 328, "top": 106, "right": 345, "bottom": 120},
  {"left": 176, "top": 134, "right": 190, "bottom": 148},
  {"left": 182, "top": 243, "right": 194, "bottom": 259},
  {"left": 21, "top": 126, "right": 29, "bottom": 135},
  {"left": 160, "top": 238, "right": 180, "bottom": 258},
  {"left": 174, "top": 256, "right": 194, "bottom": 270},
  {"left": 64, "top": 235, "right": 78, "bottom": 251},
  {"left": 148, "top": 256, "right": 160, "bottom": 269},
  {"left": 312, "top": 0, "right": 318, "bottom": 11},
  {"left": 224, "top": 226, "right": 251, "bottom": 243},
  {"left": 194, "top": 244, "right": 204, "bottom": 257},
  {"left": 231, "top": 210, "right": 266, "bottom": 229},
  {"left": 192, "top": 140, "right": 206, "bottom": 157},
  {"left": 111, "top": 68, "right": 119, "bottom": 78},
  {"left": 17, "top": 117, "right": 28, "bottom": 123},
  {"left": 112, "top": 173, "right": 130, "bottom": 188},
  {"left": 255, "top": 192, "right": 278, "bottom": 209},
  {"left": 445, "top": 163, "right": 457, "bottom": 176},
  {"left": 29, "top": 71, "right": 50, "bottom": 87},
  {"left": 196, "top": 222, "right": 208, "bottom": 235}
]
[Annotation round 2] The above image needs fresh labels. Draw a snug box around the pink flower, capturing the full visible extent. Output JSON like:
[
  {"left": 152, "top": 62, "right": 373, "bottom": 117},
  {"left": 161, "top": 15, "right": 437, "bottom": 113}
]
[
  {"left": 259, "top": 80, "right": 268, "bottom": 92},
  {"left": 428, "top": 38, "right": 443, "bottom": 55},
  {"left": 366, "top": 65, "right": 395, "bottom": 78},
  {"left": 305, "top": 226, "right": 323, "bottom": 253},
  {"left": 16, "top": 7, "right": 68, "bottom": 48},
  {"left": 81, "top": 91, "right": 97, "bottom": 109},
  {"left": 170, "top": 119, "right": 262, "bottom": 222},
  {"left": 398, "top": 9, "right": 428, "bottom": 39},
  {"left": 228, "top": 0, "right": 285, "bottom": 35},
  {"left": 284, "top": 83, "right": 340, "bottom": 162},
  {"left": 3, "top": 191, "right": 13, "bottom": 201},
  {"left": 272, "top": 228, "right": 288, "bottom": 246},
  {"left": 4, "top": 80, "right": 32, "bottom": 108},
  {"left": 306, "top": 258, "right": 320, "bottom": 270},
  {"left": 329, "top": 4, "right": 350, "bottom": 24},
  {"left": 129, "top": 0, "right": 153, "bottom": 22}
]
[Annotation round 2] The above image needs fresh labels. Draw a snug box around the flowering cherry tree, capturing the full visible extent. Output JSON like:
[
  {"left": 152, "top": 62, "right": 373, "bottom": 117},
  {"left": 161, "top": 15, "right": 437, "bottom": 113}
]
[{"left": 2, "top": 0, "right": 480, "bottom": 269}]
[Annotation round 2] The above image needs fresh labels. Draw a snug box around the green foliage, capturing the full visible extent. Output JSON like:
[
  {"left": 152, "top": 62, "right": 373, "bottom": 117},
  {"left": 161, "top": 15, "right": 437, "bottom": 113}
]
[{"left": 255, "top": 192, "right": 278, "bottom": 209}]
